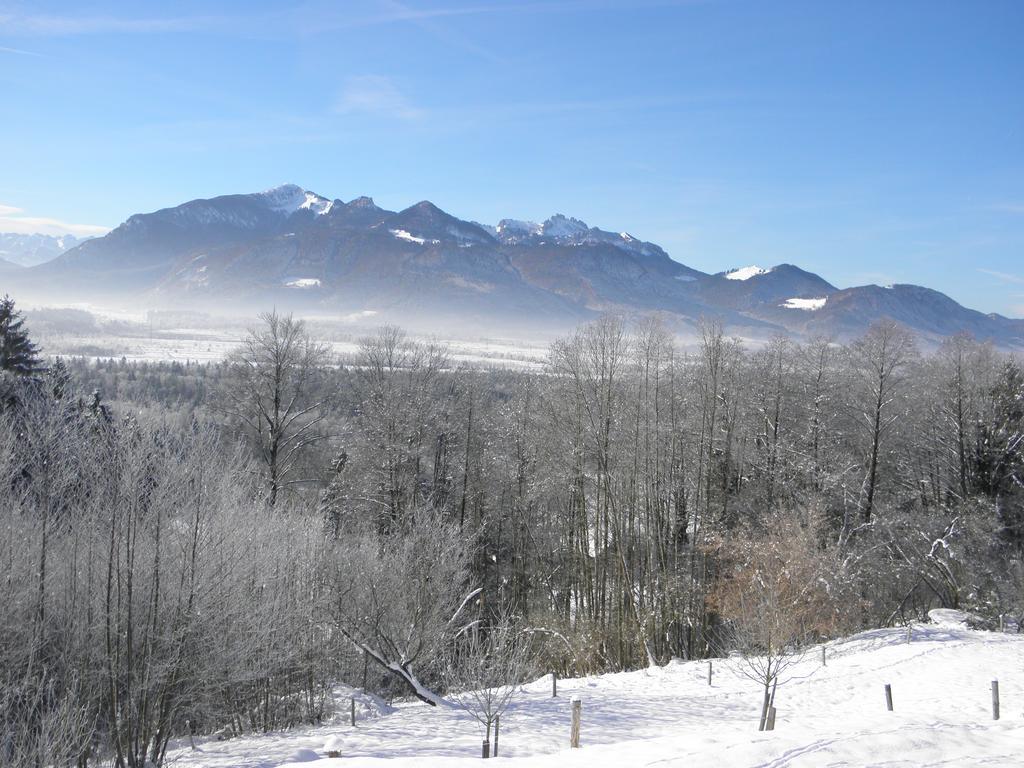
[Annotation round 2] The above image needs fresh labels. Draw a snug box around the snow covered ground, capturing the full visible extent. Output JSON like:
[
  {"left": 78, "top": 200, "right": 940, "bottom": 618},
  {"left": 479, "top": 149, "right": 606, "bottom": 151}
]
[
  {"left": 35, "top": 329, "right": 549, "bottom": 369},
  {"left": 163, "top": 619, "right": 1023, "bottom": 767}
]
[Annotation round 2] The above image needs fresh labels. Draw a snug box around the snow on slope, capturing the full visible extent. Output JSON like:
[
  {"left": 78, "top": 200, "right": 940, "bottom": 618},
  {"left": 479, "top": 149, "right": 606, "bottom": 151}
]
[
  {"left": 162, "top": 622, "right": 1024, "bottom": 767},
  {"left": 783, "top": 297, "right": 828, "bottom": 311},
  {"left": 390, "top": 229, "right": 440, "bottom": 245},
  {"left": 725, "top": 265, "right": 771, "bottom": 281},
  {"left": 285, "top": 278, "right": 322, "bottom": 288},
  {"left": 261, "top": 184, "right": 333, "bottom": 215}
]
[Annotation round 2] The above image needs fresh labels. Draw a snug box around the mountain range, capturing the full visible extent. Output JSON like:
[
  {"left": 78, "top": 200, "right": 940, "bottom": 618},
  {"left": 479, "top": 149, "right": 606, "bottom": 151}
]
[
  {"left": 5, "top": 184, "right": 1023, "bottom": 347},
  {"left": 0, "top": 233, "right": 86, "bottom": 269}
]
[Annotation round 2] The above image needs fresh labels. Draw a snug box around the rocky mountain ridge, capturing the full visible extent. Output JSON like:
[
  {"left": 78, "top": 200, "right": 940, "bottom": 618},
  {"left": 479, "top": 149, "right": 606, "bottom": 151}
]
[{"left": 7, "top": 185, "right": 1022, "bottom": 347}]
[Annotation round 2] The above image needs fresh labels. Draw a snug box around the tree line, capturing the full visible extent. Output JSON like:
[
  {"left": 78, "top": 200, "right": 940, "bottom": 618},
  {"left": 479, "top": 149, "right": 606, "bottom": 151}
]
[{"left": 1, "top": 295, "right": 1021, "bottom": 766}]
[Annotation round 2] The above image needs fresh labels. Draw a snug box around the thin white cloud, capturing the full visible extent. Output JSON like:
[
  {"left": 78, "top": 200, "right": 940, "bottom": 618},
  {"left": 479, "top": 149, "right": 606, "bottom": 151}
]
[
  {"left": 0, "top": 12, "right": 218, "bottom": 36},
  {"left": 0, "top": 208, "right": 109, "bottom": 237},
  {"left": 0, "top": 44, "right": 42, "bottom": 56},
  {"left": 978, "top": 268, "right": 1024, "bottom": 286},
  {"left": 989, "top": 202, "right": 1024, "bottom": 214},
  {"left": 308, "top": 0, "right": 704, "bottom": 30},
  {"left": 334, "top": 75, "right": 422, "bottom": 120}
]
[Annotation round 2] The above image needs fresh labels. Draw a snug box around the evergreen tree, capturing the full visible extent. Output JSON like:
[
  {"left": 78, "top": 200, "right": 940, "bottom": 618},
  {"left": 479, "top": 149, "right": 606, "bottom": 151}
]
[{"left": 0, "top": 295, "right": 43, "bottom": 375}]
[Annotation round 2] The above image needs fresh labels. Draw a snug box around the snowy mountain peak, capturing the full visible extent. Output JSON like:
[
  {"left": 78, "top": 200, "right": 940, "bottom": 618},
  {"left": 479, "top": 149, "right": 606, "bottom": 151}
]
[
  {"left": 258, "top": 184, "right": 333, "bottom": 216},
  {"left": 725, "top": 265, "right": 772, "bottom": 281},
  {"left": 543, "top": 214, "right": 590, "bottom": 239},
  {"left": 496, "top": 219, "right": 542, "bottom": 236},
  {"left": 0, "top": 232, "right": 84, "bottom": 267}
]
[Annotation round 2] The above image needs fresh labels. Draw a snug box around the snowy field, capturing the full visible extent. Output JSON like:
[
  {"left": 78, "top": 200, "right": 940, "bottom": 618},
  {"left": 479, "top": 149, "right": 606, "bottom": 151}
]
[
  {"left": 39, "top": 331, "right": 549, "bottom": 369},
  {"left": 31, "top": 322, "right": 549, "bottom": 368},
  {"left": 164, "top": 618, "right": 1023, "bottom": 768}
]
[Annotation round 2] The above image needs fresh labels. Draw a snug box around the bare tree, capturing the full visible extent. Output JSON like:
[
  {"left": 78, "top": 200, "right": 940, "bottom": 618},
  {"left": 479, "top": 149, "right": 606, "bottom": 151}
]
[
  {"left": 846, "top": 321, "right": 917, "bottom": 531},
  {"left": 444, "top": 609, "right": 532, "bottom": 758},
  {"left": 709, "top": 509, "right": 840, "bottom": 730},
  {"left": 217, "top": 311, "right": 333, "bottom": 505},
  {"left": 329, "top": 509, "right": 476, "bottom": 705}
]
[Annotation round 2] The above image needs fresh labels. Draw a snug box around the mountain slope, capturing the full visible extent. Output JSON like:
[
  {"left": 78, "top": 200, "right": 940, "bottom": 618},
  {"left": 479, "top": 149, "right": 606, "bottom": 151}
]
[{"left": 9, "top": 185, "right": 1023, "bottom": 346}]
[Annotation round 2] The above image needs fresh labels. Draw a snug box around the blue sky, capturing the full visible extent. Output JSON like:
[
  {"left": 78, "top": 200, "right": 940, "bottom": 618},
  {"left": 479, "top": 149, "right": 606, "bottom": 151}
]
[{"left": 1, "top": 0, "right": 1022, "bottom": 316}]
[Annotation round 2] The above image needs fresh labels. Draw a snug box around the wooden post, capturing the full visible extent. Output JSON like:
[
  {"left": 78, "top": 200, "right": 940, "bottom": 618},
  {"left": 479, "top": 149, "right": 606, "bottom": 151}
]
[
  {"left": 906, "top": 624, "right": 912, "bottom": 644},
  {"left": 570, "top": 697, "right": 582, "bottom": 748},
  {"left": 766, "top": 706, "right": 777, "bottom": 731},
  {"left": 999, "top": 614, "right": 1004, "bottom": 633},
  {"left": 884, "top": 684, "right": 893, "bottom": 711},
  {"left": 821, "top": 647, "right": 826, "bottom": 666},
  {"left": 494, "top": 714, "right": 500, "bottom": 757},
  {"left": 350, "top": 697, "right": 356, "bottom": 727},
  {"left": 992, "top": 680, "right": 1000, "bottom": 720},
  {"left": 552, "top": 671, "right": 558, "bottom": 698},
  {"left": 758, "top": 685, "right": 770, "bottom": 731},
  {"left": 708, "top": 661, "right": 713, "bottom": 686},
  {"left": 186, "top": 720, "right": 196, "bottom": 751}
]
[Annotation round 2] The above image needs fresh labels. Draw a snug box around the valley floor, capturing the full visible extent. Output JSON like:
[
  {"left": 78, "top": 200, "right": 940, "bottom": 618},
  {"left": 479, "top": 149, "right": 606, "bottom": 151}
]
[{"left": 163, "top": 618, "right": 1024, "bottom": 767}]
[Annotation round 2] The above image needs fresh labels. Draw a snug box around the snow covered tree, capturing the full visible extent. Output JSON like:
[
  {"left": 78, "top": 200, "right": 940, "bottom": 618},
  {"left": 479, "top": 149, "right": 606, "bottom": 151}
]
[
  {"left": 0, "top": 296, "right": 42, "bottom": 376},
  {"left": 845, "top": 321, "right": 917, "bottom": 531},
  {"left": 444, "top": 608, "right": 532, "bottom": 758},
  {"left": 972, "top": 360, "right": 1024, "bottom": 547},
  {"left": 329, "top": 508, "right": 476, "bottom": 705},
  {"left": 215, "top": 310, "right": 333, "bottom": 506}
]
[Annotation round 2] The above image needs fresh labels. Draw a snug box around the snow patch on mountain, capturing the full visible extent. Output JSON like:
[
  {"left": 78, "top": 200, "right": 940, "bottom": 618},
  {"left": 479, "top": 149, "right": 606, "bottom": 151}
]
[
  {"left": 445, "top": 224, "right": 490, "bottom": 244},
  {"left": 390, "top": 229, "right": 439, "bottom": 245},
  {"left": 783, "top": 296, "right": 828, "bottom": 311},
  {"left": 726, "top": 265, "right": 771, "bottom": 281},
  {"left": 446, "top": 275, "right": 494, "bottom": 293}
]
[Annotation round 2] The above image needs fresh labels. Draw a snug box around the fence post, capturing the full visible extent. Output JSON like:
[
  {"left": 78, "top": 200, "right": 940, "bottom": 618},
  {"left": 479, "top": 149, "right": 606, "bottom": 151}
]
[
  {"left": 494, "top": 714, "right": 500, "bottom": 757},
  {"left": 884, "top": 684, "right": 893, "bottom": 711},
  {"left": 992, "top": 680, "right": 1000, "bottom": 720},
  {"left": 766, "top": 706, "right": 777, "bottom": 731},
  {"left": 708, "top": 661, "right": 713, "bottom": 686},
  {"left": 821, "top": 647, "right": 826, "bottom": 666},
  {"left": 906, "top": 624, "right": 912, "bottom": 644},
  {"left": 758, "top": 685, "right": 769, "bottom": 731},
  {"left": 350, "top": 697, "right": 356, "bottom": 727},
  {"left": 552, "top": 671, "right": 558, "bottom": 698},
  {"left": 570, "top": 697, "right": 582, "bottom": 748}
]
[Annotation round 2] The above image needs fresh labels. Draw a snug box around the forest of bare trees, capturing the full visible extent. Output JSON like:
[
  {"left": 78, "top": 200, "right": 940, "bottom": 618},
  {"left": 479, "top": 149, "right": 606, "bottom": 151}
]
[{"left": 1, "top": 300, "right": 1022, "bottom": 766}]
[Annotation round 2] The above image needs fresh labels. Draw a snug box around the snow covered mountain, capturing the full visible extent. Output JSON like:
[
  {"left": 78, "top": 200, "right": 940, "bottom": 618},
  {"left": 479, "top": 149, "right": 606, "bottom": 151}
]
[
  {"left": 0, "top": 232, "right": 85, "bottom": 267},
  {"left": 9, "top": 185, "right": 1024, "bottom": 347}
]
